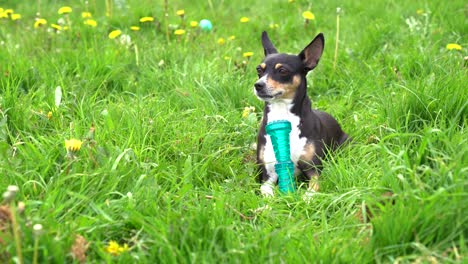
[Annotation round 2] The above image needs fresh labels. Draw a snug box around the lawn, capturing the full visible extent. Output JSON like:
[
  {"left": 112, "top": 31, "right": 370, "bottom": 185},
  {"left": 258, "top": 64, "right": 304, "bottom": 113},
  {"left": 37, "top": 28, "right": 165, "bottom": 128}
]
[{"left": 0, "top": 0, "right": 466, "bottom": 263}]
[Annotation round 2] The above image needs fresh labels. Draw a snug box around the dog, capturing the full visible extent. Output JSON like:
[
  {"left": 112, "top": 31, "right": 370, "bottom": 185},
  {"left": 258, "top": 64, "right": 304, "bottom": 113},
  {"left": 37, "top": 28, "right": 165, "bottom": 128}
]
[{"left": 254, "top": 31, "right": 349, "bottom": 196}]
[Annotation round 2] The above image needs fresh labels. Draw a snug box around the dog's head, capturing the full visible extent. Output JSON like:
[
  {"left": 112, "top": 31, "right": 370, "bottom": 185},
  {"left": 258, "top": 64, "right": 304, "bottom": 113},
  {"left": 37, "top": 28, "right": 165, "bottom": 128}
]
[{"left": 254, "top": 31, "right": 324, "bottom": 102}]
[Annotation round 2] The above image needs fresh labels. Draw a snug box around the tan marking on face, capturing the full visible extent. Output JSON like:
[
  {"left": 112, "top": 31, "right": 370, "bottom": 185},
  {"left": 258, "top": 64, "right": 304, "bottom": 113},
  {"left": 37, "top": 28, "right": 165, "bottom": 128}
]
[
  {"left": 260, "top": 63, "right": 266, "bottom": 70},
  {"left": 266, "top": 74, "right": 301, "bottom": 99},
  {"left": 274, "top": 63, "right": 283, "bottom": 70}
]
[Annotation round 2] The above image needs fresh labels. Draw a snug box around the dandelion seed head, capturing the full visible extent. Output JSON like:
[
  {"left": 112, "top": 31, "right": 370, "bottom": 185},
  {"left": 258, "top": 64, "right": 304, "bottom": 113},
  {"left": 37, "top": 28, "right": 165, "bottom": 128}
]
[
  {"left": 17, "top": 201, "right": 25, "bottom": 214},
  {"left": 3, "top": 191, "right": 13, "bottom": 203},
  {"left": 33, "top": 224, "right": 43, "bottom": 236},
  {"left": 7, "top": 185, "right": 19, "bottom": 194}
]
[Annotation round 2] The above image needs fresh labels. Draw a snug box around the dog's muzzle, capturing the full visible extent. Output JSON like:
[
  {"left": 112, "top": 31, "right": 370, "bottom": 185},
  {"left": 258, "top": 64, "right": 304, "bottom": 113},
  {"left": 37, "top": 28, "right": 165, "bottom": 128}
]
[
  {"left": 254, "top": 80, "right": 266, "bottom": 92},
  {"left": 254, "top": 79, "right": 282, "bottom": 101}
]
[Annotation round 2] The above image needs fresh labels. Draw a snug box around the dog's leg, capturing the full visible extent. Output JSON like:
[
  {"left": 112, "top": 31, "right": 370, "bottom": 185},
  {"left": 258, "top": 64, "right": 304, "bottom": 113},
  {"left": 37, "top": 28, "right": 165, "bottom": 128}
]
[
  {"left": 298, "top": 156, "right": 322, "bottom": 201},
  {"left": 259, "top": 164, "right": 277, "bottom": 197},
  {"left": 258, "top": 164, "right": 277, "bottom": 197},
  {"left": 260, "top": 174, "right": 277, "bottom": 197},
  {"left": 302, "top": 170, "right": 320, "bottom": 202},
  {"left": 260, "top": 180, "right": 275, "bottom": 197},
  {"left": 307, "top": 172, "right": 320, "bottom": 192}
]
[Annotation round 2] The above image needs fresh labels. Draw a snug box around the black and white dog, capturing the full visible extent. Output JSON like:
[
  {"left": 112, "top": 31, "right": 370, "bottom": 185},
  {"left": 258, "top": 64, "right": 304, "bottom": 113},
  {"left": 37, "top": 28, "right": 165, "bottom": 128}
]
[{"left": 254, "top": 31, "right": 349, "bottom": 196}]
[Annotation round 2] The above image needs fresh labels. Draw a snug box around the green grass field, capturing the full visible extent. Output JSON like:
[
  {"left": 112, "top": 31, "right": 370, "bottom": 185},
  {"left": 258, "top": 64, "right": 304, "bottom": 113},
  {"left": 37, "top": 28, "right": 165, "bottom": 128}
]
[{"left": 0, "top": 0, "right": 466, "bottom": 263}]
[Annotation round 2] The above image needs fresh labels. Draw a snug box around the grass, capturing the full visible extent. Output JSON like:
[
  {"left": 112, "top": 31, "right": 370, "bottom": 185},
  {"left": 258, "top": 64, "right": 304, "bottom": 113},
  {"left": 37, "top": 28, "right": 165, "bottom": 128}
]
[{"left": 0, "top": 0, "right": 466, "bottom": 263}]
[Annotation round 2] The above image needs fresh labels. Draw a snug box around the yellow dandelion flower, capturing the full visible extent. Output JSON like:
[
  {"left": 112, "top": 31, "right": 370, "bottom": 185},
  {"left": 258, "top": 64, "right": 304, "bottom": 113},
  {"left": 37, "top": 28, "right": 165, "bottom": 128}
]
[
  {"left": 105, "top": 241, "right": 129, "bottom": 256},
  {"left": 139, "top": 16, "right": 154, "bottom": 23},
  {"left": 83, "top": 19, "right": 97, "bottom": 27},
  {"left": 4, "top": 9, "right": 13, "bottom": 15},
  {"left": 47, "top": 111, "right": 53, "bottom": 119},
  {"left": 51, "top": 23, "right": 62, "bottom": 30},
  {"left": 242, "top": 106, "right": 255, "bottom": 118},
  {"left": 190, "top": 21, "right": 198, "bottom": 27},
  {"left": 228, "top": 35, "right": 235, "bottom": 41},
  {"left": 302, "top": 11, "right": 315, "bottom": 20},
  {"left": 243, "top": 51, "right": 254, "bottom": 58},
  {"left": 11, "top": 13, "right": 21, "bottom": 21},
  {"left": 0, "top": 12, "right": 7, "bottom": 19},
  {"left": 65, "top": 139, "right": 83, "bottom": 152},
  {"left": 176, "top": 9, "right": 185, "bottom": 16},
  {"left": 82, "top": 12, "right": 92, "bottom": 18},
  {"left": 108, "top": 30, "right": 122, "bottom": 39},
  {"left": 240, "top": 17, "right": 249, "bottom": 23},
  {"left": 174, "top": 29, "right": 186, "bottom": 35},
  {"left": 58, "top": 6, "right": 72, "bottom": 15},
  {"left": 34, "top": 18, "right": 47, "bottom": 28},
  {"left": 130, "top": 26, "right": 140, "bottom": 31},
  {"left": 446, "top": 43, "right": 462, "bottom": 51},
  {"left": 105, "top": 241, "right": 120, "bottom": 255},
  {"left": 218, "top": 38, "right": 225, "bottom": 45}
]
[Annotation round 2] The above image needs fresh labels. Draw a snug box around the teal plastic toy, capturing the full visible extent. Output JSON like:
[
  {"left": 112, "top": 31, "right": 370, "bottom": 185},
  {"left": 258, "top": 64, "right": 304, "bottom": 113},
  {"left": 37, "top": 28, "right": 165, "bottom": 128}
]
[{"left": 265, "top": 120, "right": 296, "bottom": 193}]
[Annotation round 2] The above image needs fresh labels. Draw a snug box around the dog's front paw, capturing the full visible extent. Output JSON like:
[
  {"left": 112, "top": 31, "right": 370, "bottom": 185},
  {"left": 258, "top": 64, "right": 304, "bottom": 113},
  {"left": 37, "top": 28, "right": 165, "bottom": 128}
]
[{"left": 260, "top": 183, "right": 275, "bottom": 197}]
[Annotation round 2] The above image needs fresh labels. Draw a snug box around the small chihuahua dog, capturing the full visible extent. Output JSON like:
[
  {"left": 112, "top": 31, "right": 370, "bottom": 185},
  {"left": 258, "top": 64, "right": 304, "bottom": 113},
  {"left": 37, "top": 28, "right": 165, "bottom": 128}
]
[{"left": 255, "top": 31, "right": 349, "bottom": 196}]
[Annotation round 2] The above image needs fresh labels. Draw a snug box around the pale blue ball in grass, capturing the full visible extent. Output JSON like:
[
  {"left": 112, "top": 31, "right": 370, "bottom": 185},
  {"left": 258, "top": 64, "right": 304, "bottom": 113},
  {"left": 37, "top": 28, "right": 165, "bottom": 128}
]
[{"left": 199, "top": 19, "right": 213, "bottom": 31}]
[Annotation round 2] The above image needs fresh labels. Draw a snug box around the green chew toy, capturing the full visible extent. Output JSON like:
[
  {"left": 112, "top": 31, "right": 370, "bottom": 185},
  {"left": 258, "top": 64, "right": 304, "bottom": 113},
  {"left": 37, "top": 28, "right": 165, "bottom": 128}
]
[{"left": 265, "top": 120, "right": 296, "bottom": 193}]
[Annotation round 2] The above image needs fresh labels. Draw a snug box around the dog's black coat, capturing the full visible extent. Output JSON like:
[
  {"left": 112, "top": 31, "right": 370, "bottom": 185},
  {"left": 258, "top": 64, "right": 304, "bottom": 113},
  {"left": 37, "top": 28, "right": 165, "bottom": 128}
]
[{"left": 255, "top": 31, "right": 349, "bottom": 189}]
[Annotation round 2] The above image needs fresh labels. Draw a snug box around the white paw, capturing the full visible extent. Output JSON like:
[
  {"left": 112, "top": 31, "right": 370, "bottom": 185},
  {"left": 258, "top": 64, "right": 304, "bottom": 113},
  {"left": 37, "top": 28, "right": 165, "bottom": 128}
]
[
  {"left": 260, "top": 183, "right": 275, "bottom": 197},
  {"left": 302, "top": 189, "right": 317, "bottom": 203}
]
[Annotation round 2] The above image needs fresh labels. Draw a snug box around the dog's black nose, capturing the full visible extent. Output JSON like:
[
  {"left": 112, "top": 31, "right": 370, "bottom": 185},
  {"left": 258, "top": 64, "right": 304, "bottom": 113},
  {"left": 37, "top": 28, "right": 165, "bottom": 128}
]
[{"left": 254, "top": 81, "right": 265, "bottom": 91}]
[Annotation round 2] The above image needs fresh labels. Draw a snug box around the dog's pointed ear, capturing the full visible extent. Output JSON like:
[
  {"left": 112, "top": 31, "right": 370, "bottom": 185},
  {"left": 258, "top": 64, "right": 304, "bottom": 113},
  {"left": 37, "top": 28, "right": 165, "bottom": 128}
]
[
  {"left": 298, "top": 33, "right": 325, "bottom": 72},
  {"left": 261, "top": 31, "right": 278, "bottom": 56}
]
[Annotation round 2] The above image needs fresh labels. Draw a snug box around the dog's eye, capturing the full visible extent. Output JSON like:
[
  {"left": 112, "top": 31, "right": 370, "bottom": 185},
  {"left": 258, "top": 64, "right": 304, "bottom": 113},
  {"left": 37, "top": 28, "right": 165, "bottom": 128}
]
[
  {"left": 256, "top": 66, "right": 264, "bottom": 76},
  {"left": 277, "top": 67, "right": 289, "bottom": 75}
]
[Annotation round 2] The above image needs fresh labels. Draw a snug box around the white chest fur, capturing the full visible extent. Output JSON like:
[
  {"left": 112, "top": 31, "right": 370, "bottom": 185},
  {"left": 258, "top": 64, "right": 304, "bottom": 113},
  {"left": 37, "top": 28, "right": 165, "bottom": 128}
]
[{"left": 262, "top": 100, "right": 307, "bottom": 186}]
